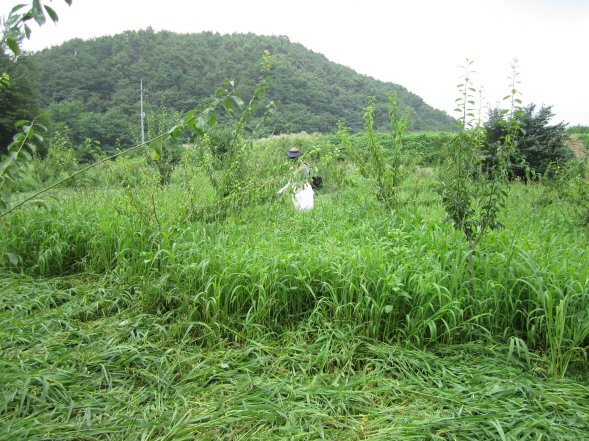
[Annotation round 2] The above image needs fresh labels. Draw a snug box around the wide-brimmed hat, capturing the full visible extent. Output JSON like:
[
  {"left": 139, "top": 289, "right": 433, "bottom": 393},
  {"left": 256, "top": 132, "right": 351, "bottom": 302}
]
[{"left": 287, "top": 147, "right": 300, "bottom": 158}]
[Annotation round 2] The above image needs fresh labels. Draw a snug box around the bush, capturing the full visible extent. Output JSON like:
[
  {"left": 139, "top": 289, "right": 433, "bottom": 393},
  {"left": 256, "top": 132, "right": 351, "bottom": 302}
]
[
  {"left": 567, "top": 125, "right": 589, "bottom": 135},
  {"left": 484, "top": 104, "right": 574, "bottom": 178}
]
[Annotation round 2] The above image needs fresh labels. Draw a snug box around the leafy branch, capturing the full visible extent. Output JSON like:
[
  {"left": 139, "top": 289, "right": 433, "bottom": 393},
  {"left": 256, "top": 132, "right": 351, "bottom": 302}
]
[
  {"left": 0, "top": 117, "right": 46, "bottom": 214},
  {"left": 1, "top": 0, "right": 73, "bottom": 55},
  {"left": 0, "top": 85, "right": 240, "bottom": 219},
  {"left": 199, "top": 51, "right": 276, "bottom": 199}
]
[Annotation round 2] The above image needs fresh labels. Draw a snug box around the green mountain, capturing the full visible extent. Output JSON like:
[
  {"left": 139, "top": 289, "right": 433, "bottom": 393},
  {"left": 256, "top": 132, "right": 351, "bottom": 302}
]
[{"left": 31, "top": 28, "right": 456, "bottom": 153}]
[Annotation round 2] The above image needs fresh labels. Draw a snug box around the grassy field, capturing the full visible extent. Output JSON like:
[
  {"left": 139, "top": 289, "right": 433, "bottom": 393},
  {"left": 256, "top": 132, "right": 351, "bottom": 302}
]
[{"left": 1, "top": 151, "right": 589, "bottom": 439}]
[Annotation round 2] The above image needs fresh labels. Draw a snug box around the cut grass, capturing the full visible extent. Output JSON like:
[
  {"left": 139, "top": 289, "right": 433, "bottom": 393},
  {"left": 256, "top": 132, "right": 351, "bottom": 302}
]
[{"left": 1, "top": 273, "right": 588, "bottom": 440}]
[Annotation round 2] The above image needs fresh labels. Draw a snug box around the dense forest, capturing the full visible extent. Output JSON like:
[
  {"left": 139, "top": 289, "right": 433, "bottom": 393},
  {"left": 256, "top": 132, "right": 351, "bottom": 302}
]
[{"left": 2, "top": 29, "right": 456, "bottom": 154}]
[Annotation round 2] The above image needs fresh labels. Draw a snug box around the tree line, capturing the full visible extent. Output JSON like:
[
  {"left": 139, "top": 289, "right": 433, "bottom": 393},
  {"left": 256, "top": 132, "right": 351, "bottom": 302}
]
[{"left": 1, "top": 28, "right": 457, "bottom": 156}]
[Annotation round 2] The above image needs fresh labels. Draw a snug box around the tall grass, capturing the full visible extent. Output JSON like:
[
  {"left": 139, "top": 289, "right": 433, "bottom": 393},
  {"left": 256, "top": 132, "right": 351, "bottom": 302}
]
[{"left": 2, "top": 163, "right": 588, "bottom": 367}]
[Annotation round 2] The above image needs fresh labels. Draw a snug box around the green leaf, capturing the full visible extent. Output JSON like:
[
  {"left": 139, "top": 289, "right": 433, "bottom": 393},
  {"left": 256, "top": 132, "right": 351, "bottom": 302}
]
[
  {"left": 183, "top": 108, "right": 200, "bottom": 123},
  {"left": 44, "top": 5, "right": 58, "bottom": 22},
  {"left": 32, "top": 0, "right": 47, "bottom": 25},
  {"left": 167, "top": 125, "right": 182, "bottom": 138},
  {"left": 150, "top": 140, "right": 162, "bottom": 161},
  {"left": 202, "top": 107, "right": 212, "bottom": 125},
  {"left": 215, "top": 88, "right": 227, "bottom": 96},
  {"left": 4, "top": 252, "right": 19, "bottom": 266},
  {"left": 10, "top": 5, "right": 28, "bottom": 14},
  {"left": 6, "top": 38, "right": 20, "bottom": 56},
  {"left": 233, "top": 95, "right": 244, "bottom": 109},
  {"left": 195, "top": 116, "right": 206, "bottom": 130}
]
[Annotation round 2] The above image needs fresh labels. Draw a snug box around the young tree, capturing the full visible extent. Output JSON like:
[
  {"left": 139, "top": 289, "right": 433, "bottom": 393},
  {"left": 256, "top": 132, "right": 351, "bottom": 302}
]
[{"left": 438, "top": 59, "right": 513, "bottom": 293}]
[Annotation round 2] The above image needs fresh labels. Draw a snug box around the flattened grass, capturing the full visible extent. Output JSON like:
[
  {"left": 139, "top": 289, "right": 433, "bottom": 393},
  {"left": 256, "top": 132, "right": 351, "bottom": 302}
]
[{"left": 1, "top": 273, "right": 588, "bottom": 440}]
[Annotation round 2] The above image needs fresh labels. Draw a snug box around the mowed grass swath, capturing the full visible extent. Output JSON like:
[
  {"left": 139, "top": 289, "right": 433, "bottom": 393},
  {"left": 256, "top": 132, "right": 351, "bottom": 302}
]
[{"left": 1, "top": 131, "right": 589, "bottom": 439}]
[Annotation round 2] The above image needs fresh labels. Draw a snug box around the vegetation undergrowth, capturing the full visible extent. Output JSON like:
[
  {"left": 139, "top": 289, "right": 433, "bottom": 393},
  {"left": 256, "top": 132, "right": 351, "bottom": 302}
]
[{"left": 1, "top": 153, "right": 589, "bottom": 438}]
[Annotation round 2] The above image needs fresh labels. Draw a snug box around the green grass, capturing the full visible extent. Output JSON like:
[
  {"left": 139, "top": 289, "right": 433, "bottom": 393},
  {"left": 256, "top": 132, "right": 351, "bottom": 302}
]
[{"left": 1, "top": 160, "right": 589, "bottom": 439}]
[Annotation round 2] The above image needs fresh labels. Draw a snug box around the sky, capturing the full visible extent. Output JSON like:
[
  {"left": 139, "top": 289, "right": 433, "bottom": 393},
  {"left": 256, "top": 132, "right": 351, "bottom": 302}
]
[{"left": 2, "top": 0, "right": 589, "bottom": 126}]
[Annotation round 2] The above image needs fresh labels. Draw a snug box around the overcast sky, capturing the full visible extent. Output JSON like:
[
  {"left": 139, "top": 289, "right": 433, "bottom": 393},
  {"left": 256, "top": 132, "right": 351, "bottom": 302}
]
[{"left": 3, "top": 0, "right": 588, "bottom": 126}]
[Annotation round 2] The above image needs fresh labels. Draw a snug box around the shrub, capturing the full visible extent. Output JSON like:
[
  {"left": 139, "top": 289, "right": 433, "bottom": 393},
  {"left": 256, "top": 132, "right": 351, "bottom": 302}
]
[
  {"left": 484, "top": 104, "right": 574, "bottom": 178},
  {"left": 31, "top": 130, "right": 79, "bottom": 186}
]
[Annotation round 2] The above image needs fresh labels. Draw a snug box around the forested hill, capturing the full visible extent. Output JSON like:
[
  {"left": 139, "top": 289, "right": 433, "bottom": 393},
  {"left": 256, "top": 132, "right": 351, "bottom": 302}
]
[{"left": 31, "top": 28, "right": 456, "bottom": 152}]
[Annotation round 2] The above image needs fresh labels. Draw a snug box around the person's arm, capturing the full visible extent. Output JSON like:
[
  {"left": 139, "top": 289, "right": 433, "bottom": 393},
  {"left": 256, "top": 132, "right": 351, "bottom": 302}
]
[{"left": 277, "top": 181, "right": 291, "bottom": 195}]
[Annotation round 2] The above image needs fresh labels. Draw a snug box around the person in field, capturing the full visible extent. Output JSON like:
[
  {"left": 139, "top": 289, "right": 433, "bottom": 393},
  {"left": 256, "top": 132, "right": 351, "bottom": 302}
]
[{"left": 277, "top": 147, "right": 315, "bottom": 210}]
